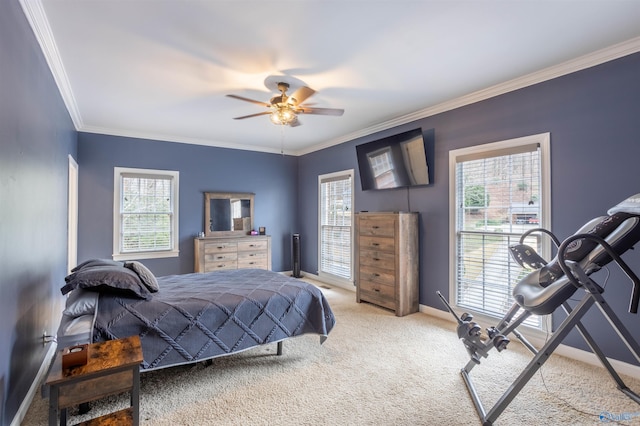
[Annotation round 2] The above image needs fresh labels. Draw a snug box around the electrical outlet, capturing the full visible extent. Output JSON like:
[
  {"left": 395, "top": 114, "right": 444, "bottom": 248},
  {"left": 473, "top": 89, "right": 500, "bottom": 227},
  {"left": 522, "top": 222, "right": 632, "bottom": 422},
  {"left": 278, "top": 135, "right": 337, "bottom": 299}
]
[{"left": 42, "top": 330, "right": 56, "bottom": 345}]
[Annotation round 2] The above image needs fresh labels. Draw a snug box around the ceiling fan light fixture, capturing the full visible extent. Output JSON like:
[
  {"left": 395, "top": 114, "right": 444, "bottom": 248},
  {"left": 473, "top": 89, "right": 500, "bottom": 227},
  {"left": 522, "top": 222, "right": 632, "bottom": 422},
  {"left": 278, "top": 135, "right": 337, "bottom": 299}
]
[{"left": 270, "top": 106, "right": 297, "bottom": 125}]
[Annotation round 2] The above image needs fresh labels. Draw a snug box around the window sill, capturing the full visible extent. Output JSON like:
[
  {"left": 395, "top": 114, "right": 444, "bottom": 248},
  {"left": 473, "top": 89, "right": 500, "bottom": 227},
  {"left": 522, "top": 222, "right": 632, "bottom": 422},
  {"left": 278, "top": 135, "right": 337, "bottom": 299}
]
[{"left": 113, "top": 250, "right": 179, "bottom": 262}]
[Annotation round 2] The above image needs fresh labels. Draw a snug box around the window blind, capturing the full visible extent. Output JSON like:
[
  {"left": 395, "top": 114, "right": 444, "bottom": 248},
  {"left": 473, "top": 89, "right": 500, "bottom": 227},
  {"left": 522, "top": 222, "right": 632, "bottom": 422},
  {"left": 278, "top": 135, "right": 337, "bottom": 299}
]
[
  {"left": 120, "top": 174, "right": 174, "bottom": 253},
  {"left": 319, "top": 173, "right": 353, "bottom": 280},
  {"left": 455, "top": 147, "right": 542, "bottom": 327}
]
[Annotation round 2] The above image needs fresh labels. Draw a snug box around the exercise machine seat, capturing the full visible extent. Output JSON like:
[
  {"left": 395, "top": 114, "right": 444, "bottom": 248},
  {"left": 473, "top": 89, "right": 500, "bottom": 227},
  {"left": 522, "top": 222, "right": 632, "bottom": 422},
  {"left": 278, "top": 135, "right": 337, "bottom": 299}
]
[{"left": 512, "top": 210, "right": 640, "bottom": 315}]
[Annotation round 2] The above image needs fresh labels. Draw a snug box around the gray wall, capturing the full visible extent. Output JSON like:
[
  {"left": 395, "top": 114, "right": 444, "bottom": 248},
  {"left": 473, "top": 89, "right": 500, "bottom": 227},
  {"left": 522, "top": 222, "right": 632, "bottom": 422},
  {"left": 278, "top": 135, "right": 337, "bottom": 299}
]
[
  {"left": 0, "top": 1, "right": 77, "bottom": 424},
  {"left": 77, "top": 133, "right": 299, "bottom": 275},
  {"left": 298, "top": 52, "right": 640, "bottom": 365}
]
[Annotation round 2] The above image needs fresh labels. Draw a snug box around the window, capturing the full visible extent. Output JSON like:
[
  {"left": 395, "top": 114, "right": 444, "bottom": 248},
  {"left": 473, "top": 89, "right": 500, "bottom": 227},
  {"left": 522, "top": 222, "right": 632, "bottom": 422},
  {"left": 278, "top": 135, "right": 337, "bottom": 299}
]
[
  {"left": 449, "top": 134, "right": 550, "bottom": 329},
  {"left": 367, "top": 147, "right": 397, "bottom": 188},
  {"left": 318, "top": 170, "right": 354, "bottom": 284},
  {"left": 113, "top": 167, "right": 179, "bottom": 261}
]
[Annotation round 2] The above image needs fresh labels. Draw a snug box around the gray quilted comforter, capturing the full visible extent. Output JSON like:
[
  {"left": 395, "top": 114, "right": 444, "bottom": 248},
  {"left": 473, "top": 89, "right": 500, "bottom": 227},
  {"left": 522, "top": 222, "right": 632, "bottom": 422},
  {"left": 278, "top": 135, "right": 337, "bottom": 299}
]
[{"left": 93, "top": 269, "right": 335, "bottom": 371}]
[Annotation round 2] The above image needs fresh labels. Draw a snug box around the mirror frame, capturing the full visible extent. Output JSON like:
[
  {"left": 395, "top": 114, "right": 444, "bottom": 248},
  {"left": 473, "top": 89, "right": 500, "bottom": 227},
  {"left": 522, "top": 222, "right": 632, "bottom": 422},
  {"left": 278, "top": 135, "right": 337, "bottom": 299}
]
[{"left": 204, "top": 192, "right": 255, "bottom": 237}]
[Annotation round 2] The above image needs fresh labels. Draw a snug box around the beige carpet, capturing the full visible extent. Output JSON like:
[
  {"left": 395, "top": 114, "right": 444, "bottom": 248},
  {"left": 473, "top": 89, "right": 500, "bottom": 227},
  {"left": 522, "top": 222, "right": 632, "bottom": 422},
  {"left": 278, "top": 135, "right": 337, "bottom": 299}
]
[{"left": 23, "top": 281, "right": 640, "bottom": 425}]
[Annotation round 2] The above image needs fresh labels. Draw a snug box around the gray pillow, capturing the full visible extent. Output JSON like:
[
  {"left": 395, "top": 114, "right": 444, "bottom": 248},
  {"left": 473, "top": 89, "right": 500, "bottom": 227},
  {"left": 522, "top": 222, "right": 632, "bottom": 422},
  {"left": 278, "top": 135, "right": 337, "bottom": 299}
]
[
  {"left": 61, "top": 265, "right": 151, "bottom": 299},
  {"left": 63, "top": 290, "right": 99, "bottom": 317},
  {"left": 124, "top": 261, "right": 159, "bottom": 293},
  {"left": 70, "top": 258, "right": 124, "bottom": 273}
]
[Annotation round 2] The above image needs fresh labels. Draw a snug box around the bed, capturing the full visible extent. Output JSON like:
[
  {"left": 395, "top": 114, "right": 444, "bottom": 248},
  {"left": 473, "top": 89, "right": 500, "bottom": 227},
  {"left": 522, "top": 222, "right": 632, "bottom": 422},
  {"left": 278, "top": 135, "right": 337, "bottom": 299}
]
[{"left": 57, "top": 260, "right": 336, "bottom": 371}]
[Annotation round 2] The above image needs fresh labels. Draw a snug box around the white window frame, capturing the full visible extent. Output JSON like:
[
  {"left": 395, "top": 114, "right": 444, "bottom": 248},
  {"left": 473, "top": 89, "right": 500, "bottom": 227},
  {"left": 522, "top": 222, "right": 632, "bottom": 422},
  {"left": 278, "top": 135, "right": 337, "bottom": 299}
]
[
  {"left": 113, "top": 167, "right": 179, "bottom": 261},
  {"left": 448, "top": 133, "right": 551, "bottom": 334},
  {"left": 318, "top": 169, "right": 355, "bottom": 286}
]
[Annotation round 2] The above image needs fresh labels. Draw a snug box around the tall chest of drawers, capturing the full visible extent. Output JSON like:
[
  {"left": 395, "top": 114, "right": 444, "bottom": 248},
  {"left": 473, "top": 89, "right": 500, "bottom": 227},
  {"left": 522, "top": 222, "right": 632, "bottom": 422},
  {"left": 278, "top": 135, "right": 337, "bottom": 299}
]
[
  {"left": 355, "top": 212, "right": 419, "bottom": 317},
  {"left": 194, "top": 235, "right": 271, "bottom": 272}
]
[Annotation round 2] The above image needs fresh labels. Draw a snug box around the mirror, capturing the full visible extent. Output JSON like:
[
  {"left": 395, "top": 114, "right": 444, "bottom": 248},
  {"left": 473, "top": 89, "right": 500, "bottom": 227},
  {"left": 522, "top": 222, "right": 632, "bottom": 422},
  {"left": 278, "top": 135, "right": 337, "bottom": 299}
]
[{"left": 204, "top": 192, "right": 254, "bottom": 237}]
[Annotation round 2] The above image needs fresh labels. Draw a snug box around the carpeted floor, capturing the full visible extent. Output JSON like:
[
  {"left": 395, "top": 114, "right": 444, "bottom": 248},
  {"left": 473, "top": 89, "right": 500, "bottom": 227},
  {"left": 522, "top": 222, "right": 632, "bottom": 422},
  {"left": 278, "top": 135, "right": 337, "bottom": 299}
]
[{"left": 23, "top": 280, "right": 640, "bottom": 425}]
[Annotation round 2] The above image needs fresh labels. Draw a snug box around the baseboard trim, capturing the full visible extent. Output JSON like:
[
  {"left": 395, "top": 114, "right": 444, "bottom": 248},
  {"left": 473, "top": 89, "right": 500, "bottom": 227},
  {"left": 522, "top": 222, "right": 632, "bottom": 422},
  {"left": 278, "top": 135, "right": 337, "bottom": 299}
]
[
  {"left": 420, "top": 304, "right": 456, "bottom": 322},
  {"left": 298, "top": 271, "right": 356, "bottom": 293},
  {"left": 420, "top": 304, "right": 640, "bottom": 380},
  {"left": 11, "top": 341, "right": 57, "bottom": 426}
]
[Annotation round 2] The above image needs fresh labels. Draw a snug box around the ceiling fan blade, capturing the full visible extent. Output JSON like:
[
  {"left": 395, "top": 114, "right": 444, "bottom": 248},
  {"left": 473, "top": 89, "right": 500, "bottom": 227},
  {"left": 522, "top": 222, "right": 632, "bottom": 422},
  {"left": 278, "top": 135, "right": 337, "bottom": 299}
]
[
  {"left": 226, "top": 94, "right": 271, "bottom": 108},
  {"left": 298, "top": 106, "right": 344, "bottom": 116},
  {"left": 232, "top": 111, "right": 272, "bottom": 120},
  {"left": 289, "top": 86, "right": 315, "bottom": 105}
]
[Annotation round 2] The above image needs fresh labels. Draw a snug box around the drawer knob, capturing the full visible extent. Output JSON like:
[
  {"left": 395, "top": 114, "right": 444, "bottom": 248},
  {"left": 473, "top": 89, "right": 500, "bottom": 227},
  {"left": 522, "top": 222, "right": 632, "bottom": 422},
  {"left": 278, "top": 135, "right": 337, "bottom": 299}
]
[
  {"left": 373, "top": 273, "right": 380, "bottom": 277},
  {"left": 372, "top": 242, "right": 379, "bottom": 246},
  {"left": 372, "top": 226, "right": 380, "bottom": 229},
  {"left": 374, "top": 288, "right": 380, "bottom": 292}
]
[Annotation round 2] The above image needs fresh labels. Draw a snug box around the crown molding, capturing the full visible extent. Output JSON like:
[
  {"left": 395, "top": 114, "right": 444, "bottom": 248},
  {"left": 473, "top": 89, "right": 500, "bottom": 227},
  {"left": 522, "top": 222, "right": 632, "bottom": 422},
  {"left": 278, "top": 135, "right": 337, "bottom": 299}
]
[
  {"left": 296, "top": 35, "right": 640, "bottom": 156},
  {"left": 80, "top": 125, "right": 294, "bottom": 156},
  {"left": 20, "top": 0, "right": 83, "bottom": 129}
]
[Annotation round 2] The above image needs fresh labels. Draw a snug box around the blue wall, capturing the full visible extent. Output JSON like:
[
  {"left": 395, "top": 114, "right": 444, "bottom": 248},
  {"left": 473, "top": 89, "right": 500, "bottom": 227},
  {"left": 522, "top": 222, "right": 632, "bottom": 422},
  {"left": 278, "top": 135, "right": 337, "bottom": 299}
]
[
  {"left": 4, "top": 0, "right": 640, "bottom": 420},
  {"left": 0, "top": 1, "right": 77, "bottom": 423},
  {"left": 298, "top": 52, "right": 640, "bottom": 364},
  {"left": 77, "top": 133, "right": 299, "bottom": 275}
]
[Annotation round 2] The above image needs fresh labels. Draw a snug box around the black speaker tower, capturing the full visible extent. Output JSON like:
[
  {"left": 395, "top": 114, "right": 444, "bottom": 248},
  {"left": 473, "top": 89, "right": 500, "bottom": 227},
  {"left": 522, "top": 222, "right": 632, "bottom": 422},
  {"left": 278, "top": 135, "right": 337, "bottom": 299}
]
[{"left": 292, "top": 233, "right": 301, "bottom": 278}]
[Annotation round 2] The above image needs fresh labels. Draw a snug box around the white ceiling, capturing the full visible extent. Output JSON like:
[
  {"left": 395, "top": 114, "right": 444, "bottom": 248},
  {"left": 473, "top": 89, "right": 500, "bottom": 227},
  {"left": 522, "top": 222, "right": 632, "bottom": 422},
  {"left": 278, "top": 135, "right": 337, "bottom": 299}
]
[{"left": 21, "top": 0, "right": 640, "bottom": 155}]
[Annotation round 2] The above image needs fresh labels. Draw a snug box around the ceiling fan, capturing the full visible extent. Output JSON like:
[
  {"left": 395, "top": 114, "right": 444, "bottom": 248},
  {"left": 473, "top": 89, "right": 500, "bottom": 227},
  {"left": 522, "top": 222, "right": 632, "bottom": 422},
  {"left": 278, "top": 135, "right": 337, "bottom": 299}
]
[{"left": 226, "top": 82, "right": 344, "bottom": 127}]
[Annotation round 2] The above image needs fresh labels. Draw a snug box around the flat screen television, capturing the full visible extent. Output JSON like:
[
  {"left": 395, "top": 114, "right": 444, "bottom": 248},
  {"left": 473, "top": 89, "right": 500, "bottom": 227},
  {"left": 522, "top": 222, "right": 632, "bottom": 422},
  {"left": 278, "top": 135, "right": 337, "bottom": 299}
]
[{"left": 356, "top": 127, "right": 431, "bottom": 191}]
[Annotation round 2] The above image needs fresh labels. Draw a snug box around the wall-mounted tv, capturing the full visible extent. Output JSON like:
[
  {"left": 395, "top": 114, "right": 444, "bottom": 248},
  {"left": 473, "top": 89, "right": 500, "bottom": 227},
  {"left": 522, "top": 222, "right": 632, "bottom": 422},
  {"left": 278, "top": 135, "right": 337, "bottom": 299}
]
[{"left": 356, "top": 127, "right": 432, "bottom": 191}]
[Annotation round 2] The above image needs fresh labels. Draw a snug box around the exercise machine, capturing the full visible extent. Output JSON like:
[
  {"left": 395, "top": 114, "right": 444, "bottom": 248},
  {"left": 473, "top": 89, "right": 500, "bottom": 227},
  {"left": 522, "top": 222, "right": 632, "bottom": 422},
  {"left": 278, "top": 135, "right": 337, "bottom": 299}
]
[{"left": 438, "top": 193, "right": 640, "bottom": 425}]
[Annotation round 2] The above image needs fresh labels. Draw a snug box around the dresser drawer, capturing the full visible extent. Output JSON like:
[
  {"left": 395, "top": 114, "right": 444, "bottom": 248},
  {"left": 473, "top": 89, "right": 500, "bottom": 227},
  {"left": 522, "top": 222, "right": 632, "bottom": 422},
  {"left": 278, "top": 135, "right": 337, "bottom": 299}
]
[
  {"left": 238, "top": 239, "right": 268, "bottom": 252},
  {"left": 359, "top": 264, "right": 395, "bottom": 286},
  {"left": 238, "top": 250, "right": 268, "bottom": 268},
  {"left": 204, "top": 241, "right": 237, "bottom": 253},
  {"left": 205, "top": 251, "right": 237, "bottom": 263},
  {"left": 358, "top": 217, "right": 395, "bottom": 237},
  {"left": 358, "top": 280, "right": 396, "bottom": 310},
  {"left": 359, "top": 249, "right": 395, "bottom": 271},
  {"left": 204, "top": 260, "right": 238, "bottom": 272},
  {"left": 359, "top": 235, "right": 395, "bottom": 253},
  {"left": 238, "top": 258, "right": 269, "bottom": 269}
]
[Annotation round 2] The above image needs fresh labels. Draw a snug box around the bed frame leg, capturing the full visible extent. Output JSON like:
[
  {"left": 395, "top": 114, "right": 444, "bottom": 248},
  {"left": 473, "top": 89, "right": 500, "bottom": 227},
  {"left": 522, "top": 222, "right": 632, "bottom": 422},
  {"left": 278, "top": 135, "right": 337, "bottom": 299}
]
[
  {"left": 277, "top": 341, "right": 283, "bottom": 355},
  {"left": 78, "top": 402, "right": 90, "bottom": 415}
]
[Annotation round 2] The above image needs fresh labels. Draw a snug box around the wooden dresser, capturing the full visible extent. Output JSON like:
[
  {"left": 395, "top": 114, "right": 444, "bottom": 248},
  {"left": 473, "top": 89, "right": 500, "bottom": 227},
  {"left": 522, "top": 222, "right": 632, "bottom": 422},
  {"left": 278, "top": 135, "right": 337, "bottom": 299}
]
[
  {"left": 354, "top": 212, "right": 419, "bottom": 316},
  {"left": 194, "top": 235, "right": 271, "bottom": 272}
]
